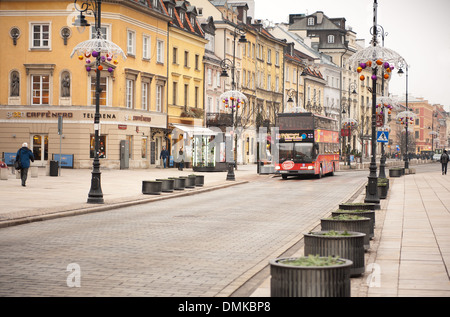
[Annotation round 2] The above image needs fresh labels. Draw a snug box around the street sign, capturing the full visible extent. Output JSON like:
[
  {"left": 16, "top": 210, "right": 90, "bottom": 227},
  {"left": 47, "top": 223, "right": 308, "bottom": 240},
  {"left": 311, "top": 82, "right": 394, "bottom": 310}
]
[
  {"left": 376, "top": 113, "right": 384, "bottom": 127},
  {"left": 377, "top": 131, "right": 389, "bottom": 143}
]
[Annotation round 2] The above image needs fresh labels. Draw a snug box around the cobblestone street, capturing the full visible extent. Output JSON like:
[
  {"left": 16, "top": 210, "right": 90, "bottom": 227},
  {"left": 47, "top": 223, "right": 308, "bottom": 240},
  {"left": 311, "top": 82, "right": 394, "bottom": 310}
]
[{"left": 0, "top": 171, "right": 366, "bottom": 297}]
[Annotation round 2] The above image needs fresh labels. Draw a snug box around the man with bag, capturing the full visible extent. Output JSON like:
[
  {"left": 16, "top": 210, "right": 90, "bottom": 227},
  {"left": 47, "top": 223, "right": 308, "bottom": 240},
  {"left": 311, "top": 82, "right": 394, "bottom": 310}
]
[
  {"left": 440, "top": 149, "right": 449, "bottom": 175},
  {"left": 15, "top": 142, "right": 34, "bottom": 186}
]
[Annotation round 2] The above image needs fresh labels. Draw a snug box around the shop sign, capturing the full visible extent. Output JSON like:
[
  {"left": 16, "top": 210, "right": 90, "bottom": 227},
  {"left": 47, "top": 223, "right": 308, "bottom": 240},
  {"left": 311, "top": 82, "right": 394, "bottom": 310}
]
[{"left": 6, "top": 111, "right": 73, "bottom": 119}]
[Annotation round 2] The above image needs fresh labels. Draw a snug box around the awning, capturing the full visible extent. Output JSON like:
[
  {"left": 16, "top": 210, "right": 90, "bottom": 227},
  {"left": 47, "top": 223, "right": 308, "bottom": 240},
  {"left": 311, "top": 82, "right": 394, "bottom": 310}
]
[{"left": 171, "top": 124, "right": 219, "bottom": 136}]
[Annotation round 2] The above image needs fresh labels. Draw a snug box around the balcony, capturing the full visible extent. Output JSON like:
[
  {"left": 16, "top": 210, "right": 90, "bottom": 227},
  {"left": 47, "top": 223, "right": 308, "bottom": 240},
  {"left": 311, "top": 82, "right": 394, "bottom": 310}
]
[{"left": 206, "top": 112, "right": 233, "bottom": 127}]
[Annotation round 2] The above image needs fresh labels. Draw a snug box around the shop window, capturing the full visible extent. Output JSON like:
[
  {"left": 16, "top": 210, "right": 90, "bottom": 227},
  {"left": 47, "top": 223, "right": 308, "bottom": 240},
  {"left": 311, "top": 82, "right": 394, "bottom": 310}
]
[{"left": 90, "top": 134, "right": 106, "bottom": 158}]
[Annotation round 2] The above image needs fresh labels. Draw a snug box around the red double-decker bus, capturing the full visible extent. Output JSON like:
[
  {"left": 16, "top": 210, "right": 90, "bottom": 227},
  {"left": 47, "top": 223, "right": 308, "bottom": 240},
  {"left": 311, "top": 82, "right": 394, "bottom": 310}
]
[{"left": 275, "top": 112, "right": 340, "bottom": 179}]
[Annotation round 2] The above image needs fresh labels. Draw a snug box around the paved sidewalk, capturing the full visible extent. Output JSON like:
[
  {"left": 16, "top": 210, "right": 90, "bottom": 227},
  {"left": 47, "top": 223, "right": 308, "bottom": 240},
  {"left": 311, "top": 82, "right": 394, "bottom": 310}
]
[
  {"left": 250, "top": 165, "right": 450, "bottom": 297},
  {"left": 0, "top": 164, "right": 263, "bottom": 228}
]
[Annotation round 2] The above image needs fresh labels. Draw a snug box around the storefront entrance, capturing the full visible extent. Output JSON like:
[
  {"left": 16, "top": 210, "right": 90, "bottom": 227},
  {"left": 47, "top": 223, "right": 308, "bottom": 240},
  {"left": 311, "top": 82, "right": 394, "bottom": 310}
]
[{"left": 31, "top": 134, "right": 48, "bottom": 163}]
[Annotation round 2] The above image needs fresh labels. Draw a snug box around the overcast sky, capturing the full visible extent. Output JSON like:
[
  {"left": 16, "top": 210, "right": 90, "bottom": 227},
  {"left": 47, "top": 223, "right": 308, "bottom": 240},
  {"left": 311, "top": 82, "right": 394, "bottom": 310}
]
[{"left": 254, "top": 0, "right": 450, "bottom": 110}]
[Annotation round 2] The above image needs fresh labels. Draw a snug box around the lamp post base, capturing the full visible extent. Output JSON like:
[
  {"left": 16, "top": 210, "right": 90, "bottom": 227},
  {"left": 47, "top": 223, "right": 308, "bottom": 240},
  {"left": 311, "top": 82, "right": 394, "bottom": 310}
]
[
  {"left": 87, "top": 160, "right": 104, "bottom": 204},
  {"left": 364, "top": 163, "right": 380, "bottom": 209},
  {"left": 226, "top": 163, "right": 235, "bottom": 181}
]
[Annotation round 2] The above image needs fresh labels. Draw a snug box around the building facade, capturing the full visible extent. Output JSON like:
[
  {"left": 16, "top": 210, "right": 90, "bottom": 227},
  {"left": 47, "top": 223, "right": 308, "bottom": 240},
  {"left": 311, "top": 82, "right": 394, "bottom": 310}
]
[{"left": 1, "top": 0, "right": 172, "bottom": 169}]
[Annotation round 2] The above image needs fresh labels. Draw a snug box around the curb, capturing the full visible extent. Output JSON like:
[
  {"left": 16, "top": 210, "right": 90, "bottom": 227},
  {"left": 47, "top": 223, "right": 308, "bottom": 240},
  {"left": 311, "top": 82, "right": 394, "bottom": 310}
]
[{"left": 0, "top": 180, "right": 249, "bottom": 229}]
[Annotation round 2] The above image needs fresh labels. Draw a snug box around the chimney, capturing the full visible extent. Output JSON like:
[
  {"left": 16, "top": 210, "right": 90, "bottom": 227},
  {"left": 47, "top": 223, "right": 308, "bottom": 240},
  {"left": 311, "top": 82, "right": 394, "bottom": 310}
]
[{"left": 316, "top": 11, "right": 323, "bottom": 24}]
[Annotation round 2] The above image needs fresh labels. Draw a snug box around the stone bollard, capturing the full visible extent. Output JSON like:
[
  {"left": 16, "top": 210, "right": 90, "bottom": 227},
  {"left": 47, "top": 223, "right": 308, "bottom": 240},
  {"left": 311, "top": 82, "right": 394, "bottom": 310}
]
[
  {"left": 30, "top": 166, "right": 39, "bottom": 178},
  {"left": 0, "top": 168, "right": 8, "bottom": 180}
]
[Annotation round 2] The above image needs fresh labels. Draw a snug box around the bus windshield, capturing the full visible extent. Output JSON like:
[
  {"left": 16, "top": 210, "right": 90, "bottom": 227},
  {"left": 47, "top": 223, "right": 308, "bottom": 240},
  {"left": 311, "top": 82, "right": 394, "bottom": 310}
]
[{"left": 278, "top": 143, "right": 317, "bottom": 163}]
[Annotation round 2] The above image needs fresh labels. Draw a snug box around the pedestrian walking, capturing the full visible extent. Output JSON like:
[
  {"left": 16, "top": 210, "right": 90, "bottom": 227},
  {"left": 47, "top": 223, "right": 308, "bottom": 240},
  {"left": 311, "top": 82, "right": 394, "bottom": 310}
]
[
  {"left": 160, "top": 146, "right": 169, "bottom": 168},
  {"left": 178, "top": 147, "right": 184, "bottom": 171},
  {"left": 440, "top": 149, "right": 449, "bottom": 175},
  {"left": 15, "top": 142, "right": 35, "bottom": 186}
]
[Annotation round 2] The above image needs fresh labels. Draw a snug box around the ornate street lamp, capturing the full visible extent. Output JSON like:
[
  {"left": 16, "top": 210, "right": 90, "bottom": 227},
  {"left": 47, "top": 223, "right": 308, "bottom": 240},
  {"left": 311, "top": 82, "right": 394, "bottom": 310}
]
[
  {"left": 349, "top": 0, "right": 406, "bottom": 207},
  {"left": 342, "top": 83, "right": 357, "bottom": 166},
  {"left": 71, "top": 0, "right": 125, "bottom": 203},
  {"left": 376, "top": 96, "right": 399, "bottom": 178},
  {"left": 396, "top": 61, "right": 413, "bottom": 169},
  {"left": 219, "top": 23, "right": 247, "bottom": 181}
]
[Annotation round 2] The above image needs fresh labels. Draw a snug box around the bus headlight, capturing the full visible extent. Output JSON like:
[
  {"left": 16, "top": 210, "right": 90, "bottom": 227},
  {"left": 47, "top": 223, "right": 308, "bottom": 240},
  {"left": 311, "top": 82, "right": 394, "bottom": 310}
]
[
  {"left": 275, "top": 166, "right": 280, "bottom": 170},
  {"left": 308, "top": 166, "right": 314, "bottom": 170}
]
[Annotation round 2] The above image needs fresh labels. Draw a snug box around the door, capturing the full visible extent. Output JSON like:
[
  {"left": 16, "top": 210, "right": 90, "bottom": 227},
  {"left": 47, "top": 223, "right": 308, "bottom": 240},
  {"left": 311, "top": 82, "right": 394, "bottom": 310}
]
[{"left": 31, "top": 134, "right": 48, "bottom": 164}]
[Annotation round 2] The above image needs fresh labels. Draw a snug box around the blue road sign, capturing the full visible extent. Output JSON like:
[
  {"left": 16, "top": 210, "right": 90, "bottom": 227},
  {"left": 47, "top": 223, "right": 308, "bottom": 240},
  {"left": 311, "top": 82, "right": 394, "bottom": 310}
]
[{"left": 377, "top": 131, "right": 389, "bottom": 143}]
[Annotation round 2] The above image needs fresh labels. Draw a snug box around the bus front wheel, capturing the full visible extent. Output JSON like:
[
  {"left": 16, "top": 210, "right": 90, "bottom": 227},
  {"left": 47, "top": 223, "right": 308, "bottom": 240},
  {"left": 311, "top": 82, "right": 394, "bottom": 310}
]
[{"left": 316, "top": 166, "right": 323, "bottom": 179}]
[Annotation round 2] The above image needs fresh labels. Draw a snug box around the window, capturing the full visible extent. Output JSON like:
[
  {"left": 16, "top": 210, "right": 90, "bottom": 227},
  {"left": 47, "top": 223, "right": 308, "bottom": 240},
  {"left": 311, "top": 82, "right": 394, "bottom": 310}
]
[
  {"left": 126, "top": 79, "right": 134, "bottom": 108},
  {"left": 286, "top": 66, "right": 290, "bottom": 82},
  {"left": 90, "top": 26, "right": 108, "bottom": 40},
  {"left": 183, "top": 50, "right": 189, "bottom": 67},
  {"left": 127, "top": 30, "right": 136, "bottom": 56},
  {"left": 172, "top": 82, "right": 177, "bottom": 105},
  {"left": 275, "top": 76, "right": 279, "bottom": 92},
  {"left": 327, "top": 35, "right": 335, "bottom": 43},
  {"left": 91, "top": 76, "right": 108, "bottom": 106},
  {"left": 293, "top": 69, "right": 297, "bottom": 84},
  {"left": 141, "top": 82, "right": 149, "bottom": 110},
  {"left": 207, "top": 97, "right": 212, "bottom": 113},
  {"left": 142, "top": 35, "right": 150, "bottom": 60},
  {"left": 267, "top": 49, "right": 272, "bottom": 64},
  {"left": 275, "top": 51, "right": 280, "bottom": 66},
  {"left": 307, "top": 17, "right": 314, "bottom": 26},
  {"left": 195, "top": 86, "right": 199, "bottom": 107},
  {"left": 267, "top": 75, "right": 271, "bottom": 90},
  {"left": 156, "top": 85, "right": 163, "bottom": 112},
  {"left": 173, "top": 47, "right": 178, "bottom": 64},
  {"left": 32, "top": 75, "right": 49, "bottom": 105},
  {"left": 184, "top": 84, "right": 189, "bottom": 108},
  {"left": 157, "top": 40, "right": 164, "bottom": 63},
  {"left": 31, "top": 23, "right": 50, "bottom": 48},
  {"left": 207, "top": 69, "right": 212, "bottom": 86},
  {"left": 90, "top": 134, "right": 106, "bottom": 158},
  {"left": 195, "top": 54, "right": 199, "bottom": 70},
  {"left": 142, "top": 137, "right": 148, "bottom": 159}
]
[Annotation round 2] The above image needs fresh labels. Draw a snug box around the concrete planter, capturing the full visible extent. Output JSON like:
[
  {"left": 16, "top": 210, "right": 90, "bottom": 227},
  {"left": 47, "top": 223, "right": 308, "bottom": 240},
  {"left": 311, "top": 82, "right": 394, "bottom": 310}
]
[
  {"left": 190, "top": 174, "right": 204, "bottom": 187},
  {"left": 270, "top": 256, "right": 352, "bottom": 297},
  {"left": 377, "top": 184, "right": 388, "bottom": 199},
  {"left": 180, "top": 176, "right": 196, "bottom": 188},
  {"left": 304, "top": 231, "right": 366, "bottom": 277},
  {"left": 155, "top": 179, "right": 174, "bottom": 192},
  {"left": 321, "top": 216, "right": 371, "bottom": 250},
  {"left": 332, "top": 210, "right": 375, "bottom": 239},
  {"left": 169, "top": 177, "right": 185, "bottom": 190},
  {"left": 142, "top": 181, "right": 162, "bottom": 195},
  {"left": 389, "top": 168, "right": 402, "bottom": 177}
]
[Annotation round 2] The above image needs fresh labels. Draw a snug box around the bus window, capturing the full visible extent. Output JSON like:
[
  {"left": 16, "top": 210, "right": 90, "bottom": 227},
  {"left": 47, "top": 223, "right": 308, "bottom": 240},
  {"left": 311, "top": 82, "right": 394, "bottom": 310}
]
[{"left": 279, "top": 143, "right": 294, "bottom": 162}]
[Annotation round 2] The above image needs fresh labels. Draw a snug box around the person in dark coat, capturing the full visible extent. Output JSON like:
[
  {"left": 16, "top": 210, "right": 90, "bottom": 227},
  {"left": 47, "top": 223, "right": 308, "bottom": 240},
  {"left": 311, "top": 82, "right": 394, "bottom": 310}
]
[
  {"left": 15, "top": 142, "right": 35, "bottom": 186},
  {"left": 440, "top": 149, "right": 449, "bottom": 175},
  {"left": 160, "top": 146, "right": 169, "bottom": 168},
  {"left": 178, "top": 147, "right": 184, "bottom": 171}
]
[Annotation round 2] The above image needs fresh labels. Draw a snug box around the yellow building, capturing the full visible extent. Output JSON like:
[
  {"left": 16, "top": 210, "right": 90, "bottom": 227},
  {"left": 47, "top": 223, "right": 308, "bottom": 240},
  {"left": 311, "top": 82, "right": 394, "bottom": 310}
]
[
  {"left": 164, "top": 0, "right": 208, "bottom": 166},
  {"left": 0, "top": 0, "right": 172, "bottom": 169}
]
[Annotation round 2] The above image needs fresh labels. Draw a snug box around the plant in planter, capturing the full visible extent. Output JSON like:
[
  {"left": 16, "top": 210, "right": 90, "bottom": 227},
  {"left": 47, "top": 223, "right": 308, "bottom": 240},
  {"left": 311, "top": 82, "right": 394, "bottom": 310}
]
[
  {"left": 270, "top": 255, "right": 353, "bottom": 297},
  {"left": 304, "top": 231, "right": 366, "bottom": 277},
  {"left": 321, "top": 214, "right": 371, "bottom": 250},
  {"left": 332, "top": 209, "right": 375, "bottom": 239},
  {"left": 338, "top": 202, "right": 377, "bottom": 211}
]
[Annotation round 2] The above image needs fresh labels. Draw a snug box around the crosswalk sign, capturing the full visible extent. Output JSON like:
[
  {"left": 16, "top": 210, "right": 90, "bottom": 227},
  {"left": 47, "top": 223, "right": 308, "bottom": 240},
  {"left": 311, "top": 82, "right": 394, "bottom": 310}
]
[{"left": 377, "top": 131, "right": 389, "bottom": 143}]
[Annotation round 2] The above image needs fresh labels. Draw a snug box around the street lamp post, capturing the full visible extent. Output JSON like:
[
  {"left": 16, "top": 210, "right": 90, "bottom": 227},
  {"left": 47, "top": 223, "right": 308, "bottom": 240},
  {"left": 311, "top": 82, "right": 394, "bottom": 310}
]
[
  {"left": 73, "top": 0, "right": 104, "bottom": 203},
  {"left": 342, "top": 83, "right": 357, "bottom": 166},
  {"left": 220, "top": 24, "right": 247, "bottom": 181},
  {"left": 397, "top": 64, "right": 410, "bottom": 169}
]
